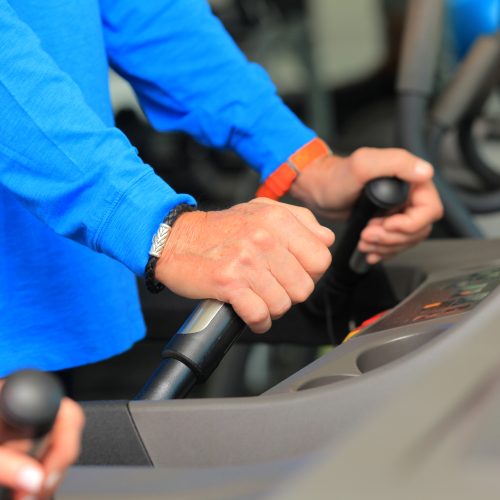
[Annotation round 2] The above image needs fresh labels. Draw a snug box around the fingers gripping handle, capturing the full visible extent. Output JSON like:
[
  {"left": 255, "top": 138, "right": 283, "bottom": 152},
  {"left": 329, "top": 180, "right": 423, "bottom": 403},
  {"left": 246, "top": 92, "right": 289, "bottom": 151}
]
[
  {"left": 136, "top": 300, "right": 247, "bottom": 400},
  {"left": 343, "top": 177, "right": 409, "bottom": 279},
  {"left": 0, "top": 370, "right": 64, "bottom": 499}
]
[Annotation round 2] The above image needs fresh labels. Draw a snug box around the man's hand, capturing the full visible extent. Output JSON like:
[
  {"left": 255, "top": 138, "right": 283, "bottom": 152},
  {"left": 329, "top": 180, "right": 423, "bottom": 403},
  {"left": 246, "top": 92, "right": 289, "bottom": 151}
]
[
  {"left": 0, "top": 391, "right": 84, "bottom": 499},
  {"left": 155, "top": 199, "right": 335, "bottom": 333},
  {"left": 289, "top": 147, "right": 444, "bottom": 264}
]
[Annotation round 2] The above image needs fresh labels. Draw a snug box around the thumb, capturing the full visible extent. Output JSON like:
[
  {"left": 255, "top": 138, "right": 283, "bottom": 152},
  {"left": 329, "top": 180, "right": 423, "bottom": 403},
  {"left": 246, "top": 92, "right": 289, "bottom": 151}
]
[
  {"left": 350, "top": 148, "right": 434, "bottom": 185},
  {"left": 403, "top": 159, "right": 434, "bottom": 183}
]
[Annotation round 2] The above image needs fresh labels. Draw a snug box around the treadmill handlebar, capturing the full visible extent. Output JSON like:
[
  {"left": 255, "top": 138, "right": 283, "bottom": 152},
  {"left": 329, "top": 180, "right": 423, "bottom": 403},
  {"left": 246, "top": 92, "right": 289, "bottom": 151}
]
[
  {"left": 307, "top": 177, "right": 408, "bottom": 313},
  {"left": 162, "top": 299, "right": 246, "bottom": 382},
  {"left": 135, "top": 300, "right": 246, "bottom": 400},
  {"left": 328, "top": 177, "right": 407, "bottom": 287}
]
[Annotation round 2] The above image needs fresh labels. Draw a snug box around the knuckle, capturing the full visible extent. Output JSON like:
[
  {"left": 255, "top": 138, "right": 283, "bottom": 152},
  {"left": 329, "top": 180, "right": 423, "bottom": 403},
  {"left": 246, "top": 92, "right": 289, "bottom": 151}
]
[
  {"left": 350, "top": 147, "right": 371, "bottom": 170},
  {"left": 297, "top": 205, "right": 315, "bottom": 220},
  {"left": 292, "top": 278, "right": 315, "bottom": 303},
  {"left": 236, "top": 247, "right": 254, "bottom": 267},
  {"left": 247, "top": 308, "right": 269, "bottom": 327},
  {"left": 263, "top": 205, "right": 290, "bottom": 224},
  {"left": 249, "top": 227, "right": 274, "bottom": 249},
  {"left": 313, "top": 246, "right": 332, "bottom": 273},
  {"left": 394, "top": 147, "right": 413, "bottom": 162},
  {"left": 213, "top": 263, "right": 239, "bottom": 289},
  {"left": 270, "top": 297, "right": 292, "bottom": 318}
]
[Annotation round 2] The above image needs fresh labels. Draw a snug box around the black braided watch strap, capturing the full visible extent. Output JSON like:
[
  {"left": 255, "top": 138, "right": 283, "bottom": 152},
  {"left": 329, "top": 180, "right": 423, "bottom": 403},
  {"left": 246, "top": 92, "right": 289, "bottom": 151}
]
[{"left": 145, "top": 203, "right": 195, "bottom": 294}]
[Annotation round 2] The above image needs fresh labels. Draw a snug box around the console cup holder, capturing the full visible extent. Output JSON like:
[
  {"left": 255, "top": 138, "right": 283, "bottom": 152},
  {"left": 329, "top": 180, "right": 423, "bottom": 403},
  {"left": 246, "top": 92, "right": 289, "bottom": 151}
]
[
  {"left": 296, "top": 375, "right": 357, "bottom": 391},
  {"left": 357, "top": 329, "right": 445, "bottom": 373}
]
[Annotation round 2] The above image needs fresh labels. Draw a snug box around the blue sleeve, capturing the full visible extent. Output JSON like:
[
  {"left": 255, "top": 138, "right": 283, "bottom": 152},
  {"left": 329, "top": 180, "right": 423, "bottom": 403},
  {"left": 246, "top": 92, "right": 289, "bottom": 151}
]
[
  {"left": 99, "top": 0, "right": 316, "bottom": 180},
  {"left": 0, "top": 0, "right": 195, "bottom": 277}
]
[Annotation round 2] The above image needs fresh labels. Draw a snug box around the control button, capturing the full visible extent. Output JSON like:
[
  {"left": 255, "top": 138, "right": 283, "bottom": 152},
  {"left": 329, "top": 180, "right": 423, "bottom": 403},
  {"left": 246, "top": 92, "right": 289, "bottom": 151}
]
[
  {"left": 468, "top": 292, "right": 489, "bottom": 302},
  {"left": 441, "top": 305, "right": 471, "bottom": 315},
  {"left": 423, "top": 302, "right": 442, "bottom": 310},
  {"left": 448, "top": 298, "right": 469, "bottom": 306},
  {"left": 468, "top": 283, "right": 487, "bottom": 291}
]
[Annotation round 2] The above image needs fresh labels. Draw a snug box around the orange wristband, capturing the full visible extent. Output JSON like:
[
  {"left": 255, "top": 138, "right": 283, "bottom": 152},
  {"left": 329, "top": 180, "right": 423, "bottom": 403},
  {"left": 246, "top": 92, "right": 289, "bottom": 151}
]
[{"left": 256, "top": 138, "right": 331, "bottom": 200}]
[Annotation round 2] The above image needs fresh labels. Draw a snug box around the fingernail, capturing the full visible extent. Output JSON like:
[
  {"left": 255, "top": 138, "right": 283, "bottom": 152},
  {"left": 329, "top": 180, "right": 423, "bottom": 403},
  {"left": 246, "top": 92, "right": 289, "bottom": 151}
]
[
  {"left": 415, "top": 160, "right": 433, "bottom": 176},
  {"left": 17, "top": 466, "right": 44, "bottom": 494},
  {"left": 45, "top": 471, "right": 62, "bottom": 490}
]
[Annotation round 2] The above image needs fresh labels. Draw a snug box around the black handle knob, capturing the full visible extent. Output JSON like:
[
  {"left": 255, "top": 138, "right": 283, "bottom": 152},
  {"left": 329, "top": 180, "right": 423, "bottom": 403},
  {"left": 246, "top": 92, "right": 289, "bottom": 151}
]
[
  {"left": 334, "top": 177, "right": 408, "bottom": 283},
  {"left": 135, "top": 300, "right": 246, "bottom": 400},
  {"left": 0, "top": 370, "right": 63, "bottom": 438},
  {"left": 308, "top": 177, "right": 408, "bottom": 317},
  {"left": 0, "top": 370, "right": 64, "bottom": 499}
]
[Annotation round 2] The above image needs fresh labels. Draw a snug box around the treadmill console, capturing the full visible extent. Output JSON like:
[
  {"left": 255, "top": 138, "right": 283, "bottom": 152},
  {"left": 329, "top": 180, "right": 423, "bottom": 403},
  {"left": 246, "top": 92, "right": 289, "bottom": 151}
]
[{"left": 362, "top": 265, "right": 500, "bottom": 334}]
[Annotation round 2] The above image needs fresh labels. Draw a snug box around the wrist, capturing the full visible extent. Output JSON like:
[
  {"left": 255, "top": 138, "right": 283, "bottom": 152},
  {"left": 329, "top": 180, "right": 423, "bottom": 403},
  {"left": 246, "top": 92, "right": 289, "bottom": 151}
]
[
  {"left": 288, "top": 153, "right": 341, "bottom": 211},
  {"left": 256, "top": 138, "right": 331, "bottom": 201},
  {"left": 145, "top": 203, "right": 196, "bottom": 293}
]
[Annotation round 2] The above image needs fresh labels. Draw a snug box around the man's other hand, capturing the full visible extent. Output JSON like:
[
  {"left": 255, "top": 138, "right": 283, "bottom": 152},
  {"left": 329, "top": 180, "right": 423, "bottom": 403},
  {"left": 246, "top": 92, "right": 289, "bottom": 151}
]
[{"left": 289, "top": 147, "right": 444, "bottom": 264}]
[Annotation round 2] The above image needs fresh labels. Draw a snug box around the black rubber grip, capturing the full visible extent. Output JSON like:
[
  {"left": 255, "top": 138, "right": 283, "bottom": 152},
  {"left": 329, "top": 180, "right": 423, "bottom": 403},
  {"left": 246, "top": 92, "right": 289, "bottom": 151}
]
[
  {"left": 331, "top": 177, "right": 408, "bottom": 287},
  {"left": 308, "top": 177, "right": 408, "bottom": 316},
  {"left": 136, "top": 300, "right": 246, "bottom": 400}
]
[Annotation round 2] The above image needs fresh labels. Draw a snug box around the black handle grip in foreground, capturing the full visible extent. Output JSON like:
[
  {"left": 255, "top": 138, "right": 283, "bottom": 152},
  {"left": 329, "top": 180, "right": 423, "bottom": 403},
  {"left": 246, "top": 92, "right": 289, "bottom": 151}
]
[
  {"left": 0, "top": 370, "right": 64, "bottom": 500},
  {"left": 307, "top": 177, "right": 408, "bottom": 324},
  {"left": 135, "top": 300, "right": 246, "bottom": 401}
]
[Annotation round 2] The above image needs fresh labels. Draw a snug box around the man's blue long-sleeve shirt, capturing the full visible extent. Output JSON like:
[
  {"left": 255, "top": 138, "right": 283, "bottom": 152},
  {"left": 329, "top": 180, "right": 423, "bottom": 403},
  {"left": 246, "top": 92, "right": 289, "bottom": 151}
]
[{"left": 0, "top": 0, "right": 315, "bottom": 374}]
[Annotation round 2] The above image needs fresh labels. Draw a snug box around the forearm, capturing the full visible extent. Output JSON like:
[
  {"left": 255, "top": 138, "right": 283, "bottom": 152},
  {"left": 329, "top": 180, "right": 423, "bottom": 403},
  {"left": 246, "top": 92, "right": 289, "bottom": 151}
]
[
  {"left": 0, "top": 0, "right": 195, "bottom": 276},
  {"left": 101, "top": 0, "right": 315, "bottom": 178}
]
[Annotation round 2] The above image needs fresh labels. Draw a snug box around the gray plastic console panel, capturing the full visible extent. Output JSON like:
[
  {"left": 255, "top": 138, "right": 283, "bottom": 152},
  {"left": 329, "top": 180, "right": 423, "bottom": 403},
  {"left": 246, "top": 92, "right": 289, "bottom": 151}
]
[
  {"left": 63, "top": 245, "right": 500, "bottom": 496},
  {"left": 61, "top": 458, "right": 306, "bottom": 500},
  {"left": 272, "top": 268, "right": 500, "bottom": 499},
  {"left": 79, "top": 401, "right": 151, "bottom": 466},
  {"left": 65, "top": 240, "right": 500, "bottom": 497},
  {"left": 127, "top": 239, "right": 500, "bottom": 468}
]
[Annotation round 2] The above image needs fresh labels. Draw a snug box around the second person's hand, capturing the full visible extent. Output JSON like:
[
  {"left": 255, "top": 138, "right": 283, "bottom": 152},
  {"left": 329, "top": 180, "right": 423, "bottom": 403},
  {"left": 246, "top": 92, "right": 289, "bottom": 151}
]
[
  {"left": 0, "top": 392, "right": 84, "bottom": 500},
  {"left": 155, "top": 198, "right": 335, "bottom": 333}
]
